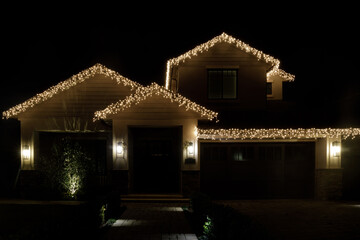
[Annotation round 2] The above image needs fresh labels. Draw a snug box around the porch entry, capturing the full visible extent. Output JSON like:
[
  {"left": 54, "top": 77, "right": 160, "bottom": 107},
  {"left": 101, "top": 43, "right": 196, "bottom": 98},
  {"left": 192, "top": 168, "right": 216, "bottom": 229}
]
[{"left": 129, "top": 127, "right": 182, "bottom": 194}]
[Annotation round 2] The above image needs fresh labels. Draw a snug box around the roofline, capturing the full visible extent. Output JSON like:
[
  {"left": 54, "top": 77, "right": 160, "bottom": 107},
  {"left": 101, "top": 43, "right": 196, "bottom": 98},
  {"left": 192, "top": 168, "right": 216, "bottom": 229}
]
[
  {"left": 94, "top": 82, "right": 218, "bottom": 121},
  {"left": 197, "top": 127, "right": 360, "bottom": 140},
  {"left": 165, "top": 32, "right": 295, "bottom": 89},
  {"left": 2, "top": 63, "right": 141, "bottom": 119}
]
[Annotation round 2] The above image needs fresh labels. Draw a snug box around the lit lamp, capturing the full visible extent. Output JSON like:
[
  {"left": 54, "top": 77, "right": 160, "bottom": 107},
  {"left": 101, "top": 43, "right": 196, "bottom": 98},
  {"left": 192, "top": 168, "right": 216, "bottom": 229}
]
[
  {"left": 22, "top": 145, "right": 30, "bottom": 160},
  {"left": 185, "top": 141, "right": 195, "bottom": 165},
  {"left": 331, "top": 141, "right": 341, "bottom": 157},
  {"left": 116, "top": 141, "right": 124, "bottom": 157},
  {"left": 187, "top": 142, "right": 194, "bottom": 157}
]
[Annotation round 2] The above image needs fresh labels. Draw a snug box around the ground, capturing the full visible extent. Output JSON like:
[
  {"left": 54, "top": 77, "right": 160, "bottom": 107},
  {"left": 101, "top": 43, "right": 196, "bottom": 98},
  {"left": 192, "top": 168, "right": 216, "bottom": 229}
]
[
  {"left": 217, "top": 199, "right": 360, "bottom": 240},
  {"left": 2, "top": 199, "right": 360, "bottom": 239}
]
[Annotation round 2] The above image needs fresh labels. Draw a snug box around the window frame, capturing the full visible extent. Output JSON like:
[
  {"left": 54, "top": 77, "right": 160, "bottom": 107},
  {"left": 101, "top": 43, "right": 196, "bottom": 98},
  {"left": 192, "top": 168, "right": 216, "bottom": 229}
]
[
  {"left": 207, "top": 69, "right": 238, "bottom": 100},
  {"left": 266, "top": 82, "right": 273, "bottom": 96}
]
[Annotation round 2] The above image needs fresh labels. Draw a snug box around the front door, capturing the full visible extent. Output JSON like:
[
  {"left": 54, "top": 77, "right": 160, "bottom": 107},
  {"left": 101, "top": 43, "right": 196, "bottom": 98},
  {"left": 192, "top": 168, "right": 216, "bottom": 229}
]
[{"left": 130, "top": 127, "right": 181, "bottom": 193}]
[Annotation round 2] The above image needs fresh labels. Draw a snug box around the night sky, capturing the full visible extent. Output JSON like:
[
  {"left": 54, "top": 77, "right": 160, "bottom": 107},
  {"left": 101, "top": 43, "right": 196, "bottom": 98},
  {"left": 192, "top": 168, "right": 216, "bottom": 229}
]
[{"left": 0, "top": 5, "right": 359, "bottom": 174}]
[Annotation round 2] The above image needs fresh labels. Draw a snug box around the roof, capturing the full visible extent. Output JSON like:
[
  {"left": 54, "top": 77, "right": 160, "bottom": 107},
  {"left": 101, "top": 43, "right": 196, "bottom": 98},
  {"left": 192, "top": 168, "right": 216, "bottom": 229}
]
[
  {"left": 165, "top": 32, "right": 295, "bottom": 89},
  {"left": 2, "top": 63, "right": 141, "bottom": 119},
  {"left": 197, "top": 127, "right": 360, "bottom": 140},
  {"left": 94, "top": 82, "right": 218, "bottom": 121}
]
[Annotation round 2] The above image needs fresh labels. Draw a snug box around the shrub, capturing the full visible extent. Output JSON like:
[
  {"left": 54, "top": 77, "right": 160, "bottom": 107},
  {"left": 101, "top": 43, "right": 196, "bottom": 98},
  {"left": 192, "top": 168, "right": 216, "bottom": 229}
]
[
  {"left": 189, "top": 192, "right": 270, "bottom": 240},
  {"left": 38, "top": 137, "right": 96, "bottom": 200}
]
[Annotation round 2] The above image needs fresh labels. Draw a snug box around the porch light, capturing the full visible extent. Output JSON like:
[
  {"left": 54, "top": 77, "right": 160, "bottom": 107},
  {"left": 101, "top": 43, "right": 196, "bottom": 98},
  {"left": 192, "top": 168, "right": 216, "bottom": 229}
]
[
  {"left": 331, "top": 141, "right": 341, "bottom": 157},
  {"left": 22, "top": 145, "right": 30, "bottom": 160},
  {"left": 187, "top": 142, "right": 194, "bottom": 156},
  {"left": 116, "top": 141, "right": 124, "bottom": 156}
]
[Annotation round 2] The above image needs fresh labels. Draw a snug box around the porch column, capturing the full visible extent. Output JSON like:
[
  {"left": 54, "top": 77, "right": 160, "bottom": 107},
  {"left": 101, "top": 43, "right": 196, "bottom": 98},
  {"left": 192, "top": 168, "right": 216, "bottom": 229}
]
[{"left": 315, "top": 137, "right": 342, "bottom": 200}]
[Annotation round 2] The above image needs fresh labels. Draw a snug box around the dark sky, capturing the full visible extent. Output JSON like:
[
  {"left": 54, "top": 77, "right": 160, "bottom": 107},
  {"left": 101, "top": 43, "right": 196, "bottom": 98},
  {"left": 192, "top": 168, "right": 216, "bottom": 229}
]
[
  {"left": 0, "top": 5, "right": 359, "bottom": 188},
  {"left": 1, "top": 5, "right": 359, "bottom": 125}
]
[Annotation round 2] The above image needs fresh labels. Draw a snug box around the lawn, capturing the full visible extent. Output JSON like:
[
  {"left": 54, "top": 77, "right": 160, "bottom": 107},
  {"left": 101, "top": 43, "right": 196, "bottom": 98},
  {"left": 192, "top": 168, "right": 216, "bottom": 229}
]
[{"left": 0, "top": 200, "right": 104, "bottom": 240}]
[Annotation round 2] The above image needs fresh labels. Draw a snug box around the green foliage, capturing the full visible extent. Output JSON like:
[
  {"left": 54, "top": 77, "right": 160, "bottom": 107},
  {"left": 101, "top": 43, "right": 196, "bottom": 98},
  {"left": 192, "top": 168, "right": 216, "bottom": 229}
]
[
  {"left": 38, "top": 137, "right": 96, "bottom": 200},
  {"left": 189, "top": 192, "right": 270, "bottom": 240},
  {"left": 203, "top": 215, "right": 215, "bottom": 240},
  {"left": 99, "top": 204, "right": 106, "bottom": 225}
]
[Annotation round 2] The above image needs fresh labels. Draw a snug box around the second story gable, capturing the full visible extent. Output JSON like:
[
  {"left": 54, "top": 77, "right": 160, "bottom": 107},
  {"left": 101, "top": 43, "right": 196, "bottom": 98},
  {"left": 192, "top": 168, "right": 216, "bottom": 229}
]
[{"left": 165, "top": 33, "right": 294, "bottom": 112}]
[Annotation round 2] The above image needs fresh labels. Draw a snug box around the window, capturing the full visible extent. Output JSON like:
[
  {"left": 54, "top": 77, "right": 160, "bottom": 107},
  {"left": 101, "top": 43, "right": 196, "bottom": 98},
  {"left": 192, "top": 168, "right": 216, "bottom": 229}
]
[
  {"left": 266, "top": 82, "right": 272, "bottom": 95},
  {"left": 231, "top": 146, "right": 254, "bottom": 162},
  {"left": 208, "top": 69, "right": 237, "bottom": 99}
]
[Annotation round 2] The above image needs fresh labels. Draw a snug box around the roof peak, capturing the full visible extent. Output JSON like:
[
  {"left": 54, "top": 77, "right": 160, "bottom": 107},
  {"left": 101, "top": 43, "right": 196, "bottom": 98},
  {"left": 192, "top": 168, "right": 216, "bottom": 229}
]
[
  {"left": 165, "top": 32, "right": 294, "bottom": 89},
  {"left": 94, "top": 82, "right": 218, "bottom": 121},
  {"left": 2, "top": 63, "right": 141, "bottom": 119}
]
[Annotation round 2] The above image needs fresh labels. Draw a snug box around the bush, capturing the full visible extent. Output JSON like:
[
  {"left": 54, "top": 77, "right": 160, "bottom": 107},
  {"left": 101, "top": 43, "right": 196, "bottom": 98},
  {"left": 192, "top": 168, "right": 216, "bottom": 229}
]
[
  {"left": 189, "top": 192, "right": 270, "bottom": 240},
  {"left": 37, "top": 137, "right": 96, "bottom": 200}
]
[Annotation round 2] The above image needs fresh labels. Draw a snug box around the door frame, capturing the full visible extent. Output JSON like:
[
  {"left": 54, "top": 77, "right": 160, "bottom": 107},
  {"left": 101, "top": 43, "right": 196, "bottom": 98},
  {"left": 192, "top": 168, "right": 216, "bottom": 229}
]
[{"left": 128, "top": 126, "right": 182, "bottom": 194}]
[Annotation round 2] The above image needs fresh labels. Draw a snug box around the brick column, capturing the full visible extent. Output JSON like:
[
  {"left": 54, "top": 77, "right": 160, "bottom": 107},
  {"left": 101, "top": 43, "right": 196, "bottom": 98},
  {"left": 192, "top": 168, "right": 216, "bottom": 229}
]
[
  {"left": 181, "top": 171, "right": 200, "bottom": 197},
  {"left": 315, "top": 169, "right": 343, "bottom": 200}
]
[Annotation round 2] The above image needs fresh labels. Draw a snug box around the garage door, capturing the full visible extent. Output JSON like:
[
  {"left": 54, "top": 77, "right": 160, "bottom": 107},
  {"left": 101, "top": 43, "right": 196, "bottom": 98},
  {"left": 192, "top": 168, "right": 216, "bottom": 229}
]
[{"left": 200, "top": 142, "right": 315, "bottom": 199}]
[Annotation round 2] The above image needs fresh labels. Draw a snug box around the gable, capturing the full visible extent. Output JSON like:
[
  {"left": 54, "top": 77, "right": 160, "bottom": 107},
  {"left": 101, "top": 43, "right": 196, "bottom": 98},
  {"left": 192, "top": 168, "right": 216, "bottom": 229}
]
[
  {"left": 3, "top": 64, "right": 141, "bottom": 119},
  {"left": 165, "top": 32, "right": 294, "bottom": 89},
  {"left": 94, "top": 83, "right": 218, "bottom": 121}
]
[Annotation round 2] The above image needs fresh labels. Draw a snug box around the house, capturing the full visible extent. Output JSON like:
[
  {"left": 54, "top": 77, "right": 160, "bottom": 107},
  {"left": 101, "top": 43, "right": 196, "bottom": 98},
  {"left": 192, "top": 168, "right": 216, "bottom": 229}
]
[{"left": 3, "top": 33, "right": 360, "bottom": 200}]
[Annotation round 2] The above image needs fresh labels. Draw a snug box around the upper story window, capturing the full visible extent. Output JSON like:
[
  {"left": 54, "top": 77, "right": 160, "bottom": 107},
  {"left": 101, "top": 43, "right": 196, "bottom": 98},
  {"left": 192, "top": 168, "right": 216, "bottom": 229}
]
[
  {"left": 266, "top": 82, "right": 273, "bottom": 96},
  {"left": 208, "top": 69, "right": 237, "bottom": 99}
]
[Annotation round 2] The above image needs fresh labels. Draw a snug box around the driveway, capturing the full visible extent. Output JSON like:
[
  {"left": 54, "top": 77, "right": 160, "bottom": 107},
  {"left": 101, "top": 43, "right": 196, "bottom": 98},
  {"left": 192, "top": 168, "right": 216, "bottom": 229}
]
[
  {"left": 217, "top": 199, "right": 360, "bottom": 240},
  {"left": 103, "top": 202, "right": 197, "bottom": 240}
]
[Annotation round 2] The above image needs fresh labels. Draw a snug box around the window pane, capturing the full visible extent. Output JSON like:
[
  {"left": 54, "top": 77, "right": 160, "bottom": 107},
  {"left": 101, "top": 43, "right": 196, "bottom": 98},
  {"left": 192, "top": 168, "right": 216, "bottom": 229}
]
[
  {"left": 208, "top": 70, "right": 222, "bottom": 99},
  {"left": 223, "top": 70, "right": 237, "bottom": 99},
  {"left": 266, "top": 82, "right": 272, "bottom": 95}
]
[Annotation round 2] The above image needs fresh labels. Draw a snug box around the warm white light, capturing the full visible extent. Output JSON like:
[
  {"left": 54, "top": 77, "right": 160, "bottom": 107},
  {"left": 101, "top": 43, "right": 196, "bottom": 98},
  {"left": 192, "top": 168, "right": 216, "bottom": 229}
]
[
  {"left": 187, "top": 142, "right": 194, "bottom": 156},
  {"left": 117, "top": 142, "right": 124, "bottom": 156},
  {"left": 22, "top": 145, "right": 30, "bottom": 160},
  {"left": 165, "top": 32, "right": 295, "bottom": 89},
  {"left": 331, "top": 141, "right": 341, "bottom": 157},
  {"left": 94, "top": 83, "right": 218, "bottom": 121},
  {"left": 197, "top": 128, "right": 360, "bottom": 140},
  {"left": 2, "top": 63, "right": 140, "bottom": 119}
]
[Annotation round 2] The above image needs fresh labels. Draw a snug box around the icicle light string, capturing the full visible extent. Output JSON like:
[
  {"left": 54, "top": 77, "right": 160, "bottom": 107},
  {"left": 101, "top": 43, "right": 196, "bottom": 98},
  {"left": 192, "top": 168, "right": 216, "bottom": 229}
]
[
  {"left": 94, "top": 83, "right": 218, "bottom": 121},
  {"left": 2, "top": 63, "right": 140, "bottom": 119},
  {"left": 166, "top": 32, "right": 294, "bottom": 89},
  {"left": 196, "top": 127, "right": 360, "bottom": 140}
]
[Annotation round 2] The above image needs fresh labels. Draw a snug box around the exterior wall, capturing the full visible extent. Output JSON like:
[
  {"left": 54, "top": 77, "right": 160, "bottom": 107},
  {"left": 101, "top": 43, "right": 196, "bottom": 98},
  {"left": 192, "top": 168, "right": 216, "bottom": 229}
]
[
  {"left": 175, "top": 43, "right": 270, "bottom": 112},
  {"left": 19, "top": 118, "right": 111, "bottom": 170},
  {"left": 112, "top": 118, "right": 199, "bottom": 171},
  {"left": 315, "top": 169, "right": 343, "bottom": 200},
  {"left": 267, "top": 75, "right": 284, "bottom": 100},
  {"left": 315, "top": 137, "right": 343, "bottom": 199},
  {"left": 112, "top": 118, "right": 199, "bottom": 194}
]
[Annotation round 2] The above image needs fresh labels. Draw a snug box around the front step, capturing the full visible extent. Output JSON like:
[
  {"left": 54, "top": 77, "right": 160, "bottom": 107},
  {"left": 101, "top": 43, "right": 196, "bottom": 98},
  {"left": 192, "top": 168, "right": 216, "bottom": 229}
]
[{"left": 120, "top": 194, "right": 190, "bottom": 203}]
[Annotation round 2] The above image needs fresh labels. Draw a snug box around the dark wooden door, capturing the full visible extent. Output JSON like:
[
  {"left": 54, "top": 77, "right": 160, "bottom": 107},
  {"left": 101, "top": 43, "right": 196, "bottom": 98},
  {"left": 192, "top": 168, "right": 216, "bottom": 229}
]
[{"left": 130, "top": 127, "right": 181, "bottom": 193}]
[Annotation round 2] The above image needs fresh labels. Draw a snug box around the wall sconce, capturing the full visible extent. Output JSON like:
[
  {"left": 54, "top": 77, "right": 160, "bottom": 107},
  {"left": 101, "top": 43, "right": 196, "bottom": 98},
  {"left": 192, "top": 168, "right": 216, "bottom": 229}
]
[
  {"left": 184, "top": 141, "right": 195, "bottom": 164},
  {"left": 22, "top": 145, "right": 30, "bottom": 160},
  {"left": 116, "top": 141, "right": 124, "bottom": 157},
  {"left": 187, "top": 142, "right": 194, "bottom": 157},
  {"left": 331, "top": 141, "right": 341, "bottom": 157}
]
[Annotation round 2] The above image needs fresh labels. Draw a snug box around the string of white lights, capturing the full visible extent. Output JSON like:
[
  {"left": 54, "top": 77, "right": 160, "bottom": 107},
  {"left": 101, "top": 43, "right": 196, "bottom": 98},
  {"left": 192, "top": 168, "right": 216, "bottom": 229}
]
[
  {"left": 196, "top": 127, "right": 360, "bottom": 140},
  {"left": 165, "top": 32, "right": 295, "bottom": 89},
  {"left": 2, "top": 63, "right": 141, "bottom": 119},
  {"left": 94, "top": 83, "right": 218, "bottom": 121}
]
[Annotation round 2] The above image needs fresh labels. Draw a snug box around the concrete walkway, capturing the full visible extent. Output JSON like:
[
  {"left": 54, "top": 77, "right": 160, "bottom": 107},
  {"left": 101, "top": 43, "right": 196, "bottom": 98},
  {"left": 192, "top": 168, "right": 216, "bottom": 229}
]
[{"left": 103, "top": 203, "right": 198, "bottom": 240}]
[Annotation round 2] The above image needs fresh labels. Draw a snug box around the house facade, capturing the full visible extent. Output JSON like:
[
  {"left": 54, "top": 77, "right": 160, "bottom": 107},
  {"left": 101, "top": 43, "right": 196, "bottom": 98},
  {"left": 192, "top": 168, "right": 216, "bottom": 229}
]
[{"left": 3, "top": 33, "right": 360, "bottom": 199}]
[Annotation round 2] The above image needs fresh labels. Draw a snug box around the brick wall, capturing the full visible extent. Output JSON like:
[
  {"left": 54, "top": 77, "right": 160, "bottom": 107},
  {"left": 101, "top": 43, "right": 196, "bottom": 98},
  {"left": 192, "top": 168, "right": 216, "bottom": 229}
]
[{"left": 315, "top": 169, "right": 343, "bottom": 200}]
